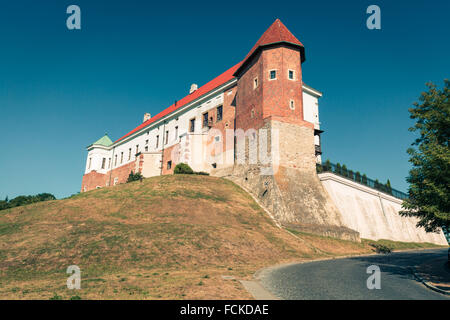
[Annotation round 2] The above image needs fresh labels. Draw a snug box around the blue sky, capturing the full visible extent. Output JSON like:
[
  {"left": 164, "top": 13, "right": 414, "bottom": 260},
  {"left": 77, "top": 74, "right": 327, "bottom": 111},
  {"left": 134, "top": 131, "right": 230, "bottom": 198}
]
[{"left": 0, "top": 0, "right": 448, "bottom": 199}]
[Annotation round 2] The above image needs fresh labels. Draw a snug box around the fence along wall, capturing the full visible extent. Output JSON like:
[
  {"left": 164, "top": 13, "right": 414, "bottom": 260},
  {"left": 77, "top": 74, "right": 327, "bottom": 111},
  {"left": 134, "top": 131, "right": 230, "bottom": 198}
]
[{"left": 318, "top": 172, "right": 448, "bottom": 245}]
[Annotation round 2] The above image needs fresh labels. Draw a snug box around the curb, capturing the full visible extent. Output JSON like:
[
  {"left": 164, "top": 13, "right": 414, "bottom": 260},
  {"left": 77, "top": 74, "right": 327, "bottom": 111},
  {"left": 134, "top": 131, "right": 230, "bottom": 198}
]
[{"left": 411, "top": 267, "right": 450, "bottom": 296}]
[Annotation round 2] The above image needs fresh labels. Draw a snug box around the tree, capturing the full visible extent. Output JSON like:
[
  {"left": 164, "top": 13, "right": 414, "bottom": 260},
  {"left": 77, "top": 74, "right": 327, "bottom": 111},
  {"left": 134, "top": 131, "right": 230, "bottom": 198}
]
[
  {"left": 324, "top": 159, "right": 332, "bottom": 172},
  {"left": 362, "top": 174, "right": 368, "bottom": 185},
  {"left": 400, "top": 80, "right": 450, "bottom": 232},
  {"left": 335, "top": 163, "right": 342, "bottom": 175},
  {"left": 348, "top": 170, "right": 354, "bottom": 180},
  {"left": 355, "top": 171, "right": 361, "bottom": 183},
  {"left": 342, "top": 164, "right": 348, "bottom": 177},
  {"left": 385, "top": 179, "right": 392, "bottom": 195},
  {"left": 316, "top": 163, "right": 323, "bottom": 173},
  {"left": 374, "top": 179, "right": 381, "bottom": 191}
]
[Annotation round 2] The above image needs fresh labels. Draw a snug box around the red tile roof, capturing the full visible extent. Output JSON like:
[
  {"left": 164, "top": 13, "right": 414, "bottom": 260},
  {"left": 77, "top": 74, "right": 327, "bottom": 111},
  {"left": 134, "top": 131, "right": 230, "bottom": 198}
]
[
  {"left": 115, "top": 61, "right": 242, "bottom": 143},
  {"left": 114, "top": 19, "right": 303, "bottom": 144}
]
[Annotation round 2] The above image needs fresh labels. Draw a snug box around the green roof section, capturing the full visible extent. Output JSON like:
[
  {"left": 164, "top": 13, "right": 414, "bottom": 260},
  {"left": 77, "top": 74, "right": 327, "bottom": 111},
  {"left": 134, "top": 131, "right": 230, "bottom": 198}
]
[{"left": 92, "top": 134, "right": 113, "bottom": 147}]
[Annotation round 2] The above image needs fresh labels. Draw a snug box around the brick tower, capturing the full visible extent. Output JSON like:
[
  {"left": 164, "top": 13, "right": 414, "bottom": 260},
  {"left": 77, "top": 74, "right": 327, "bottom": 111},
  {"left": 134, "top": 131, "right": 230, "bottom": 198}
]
[{"left": 230, "top": 19, "right": 358, "bottom": 240}]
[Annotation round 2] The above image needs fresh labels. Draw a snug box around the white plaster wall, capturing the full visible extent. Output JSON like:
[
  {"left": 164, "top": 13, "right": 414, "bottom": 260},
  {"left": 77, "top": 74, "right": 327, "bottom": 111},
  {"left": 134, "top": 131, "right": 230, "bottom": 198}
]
[
  {"left": 319, "top": 172, "right": 448, "bottom": 245},
  {"left": 302, "top": 90, "right": 319, "bottom": 128},
  {"left": 85, "top": 148, "right": 111, "bottom": 174},
  {"left": 84, "top": 91, "right": 225, "bottom": 175},
  {"left": 140, "top": 152, "right": 162, "bottom": 177}
]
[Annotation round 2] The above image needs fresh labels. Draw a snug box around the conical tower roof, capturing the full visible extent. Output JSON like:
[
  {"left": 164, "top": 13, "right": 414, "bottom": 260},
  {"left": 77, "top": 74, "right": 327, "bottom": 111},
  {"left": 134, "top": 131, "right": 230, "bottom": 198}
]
[{"left": 235, "top": 19, "right": 305, "bottom": 75}]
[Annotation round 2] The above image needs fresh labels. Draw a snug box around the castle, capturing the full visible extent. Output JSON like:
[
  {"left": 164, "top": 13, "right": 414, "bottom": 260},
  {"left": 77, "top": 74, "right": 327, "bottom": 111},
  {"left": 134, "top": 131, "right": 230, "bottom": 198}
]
[{"left": 81, "top": 19, "right": 448, "bottom": 245}]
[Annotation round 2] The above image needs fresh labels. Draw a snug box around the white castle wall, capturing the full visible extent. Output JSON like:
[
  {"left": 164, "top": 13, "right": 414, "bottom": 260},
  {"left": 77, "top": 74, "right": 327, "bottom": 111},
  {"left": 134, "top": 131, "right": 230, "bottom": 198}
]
[{"left": 319, "top": 172, "right": 448, "bottom": 245}]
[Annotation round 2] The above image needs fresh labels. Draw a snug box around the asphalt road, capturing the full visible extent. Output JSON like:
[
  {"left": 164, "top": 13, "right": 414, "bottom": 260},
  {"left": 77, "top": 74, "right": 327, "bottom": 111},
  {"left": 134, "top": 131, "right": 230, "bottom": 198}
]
[{"left": 258, "top": 249, "right": 450, "bottom": 300}]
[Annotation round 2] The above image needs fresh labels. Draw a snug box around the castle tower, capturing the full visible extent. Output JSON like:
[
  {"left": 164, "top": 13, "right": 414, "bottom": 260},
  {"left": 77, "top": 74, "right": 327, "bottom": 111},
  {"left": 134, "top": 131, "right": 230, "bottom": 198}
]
[{"left": 230, "top": 20, "right": 358, "bottom": 240}]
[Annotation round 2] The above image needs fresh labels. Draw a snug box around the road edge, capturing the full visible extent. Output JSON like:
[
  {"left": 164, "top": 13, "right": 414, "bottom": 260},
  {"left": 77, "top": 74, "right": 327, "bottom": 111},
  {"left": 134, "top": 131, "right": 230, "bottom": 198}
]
[
  {"left": 410, "top": 267, "right": 450, "bottom": 296},
  {"left": 252, "top": 248, "right": 448, "bottom": 299}
]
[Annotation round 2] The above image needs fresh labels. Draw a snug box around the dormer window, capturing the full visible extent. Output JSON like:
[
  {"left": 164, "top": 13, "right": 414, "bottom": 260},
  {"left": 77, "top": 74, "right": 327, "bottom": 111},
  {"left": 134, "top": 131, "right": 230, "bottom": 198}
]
[{"left": 269, "top": 70, "right": 277, "bottom": 80}]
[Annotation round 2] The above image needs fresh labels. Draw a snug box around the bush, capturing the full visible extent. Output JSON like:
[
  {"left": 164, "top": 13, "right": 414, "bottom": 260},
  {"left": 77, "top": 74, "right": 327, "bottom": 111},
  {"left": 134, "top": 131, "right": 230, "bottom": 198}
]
[
  {"left": 174, "top": 163, "right": 194, "bottom": 174},
  {"left": 369, "top": 243, "right": 392, "bottom": 254},
  {"left": 127, "top": 171, "right": 143, "bottom": 183},
  {"left": 195, "top": 171, "right": 209, "bottom": 176}
]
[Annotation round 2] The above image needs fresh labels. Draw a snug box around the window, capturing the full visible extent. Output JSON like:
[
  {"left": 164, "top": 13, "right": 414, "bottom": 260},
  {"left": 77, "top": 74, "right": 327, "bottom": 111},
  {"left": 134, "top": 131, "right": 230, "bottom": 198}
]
[
  {"left": 145, "top": 146, "right": 148, "bottom": 152},
  {"left": 167, "top": 161, "right": 172, "bottom": 170},
  {"left": 101, "top": 158, "right": 106, "bottom": 169},
  {"left": 290, "top": 99, "right": 295, "bottom": 110},
  {"left": 108, "top": 158, "right": 111, "bottom": 169},
  {"left": 88, "top": 157, "right": 91, "bottom": 169},
  {"left": 165, "top": 131, "right": 169, "bottom": 144},
  {"left": 174, "top": 126, "right": 178, "bottom": 141},
  {"left": 203, "top": 112, "right": 208, "bottom": 127},
  {"left": 156, "top": 135, "right": 159, "bottom": 148},
  {"left": 120, "top": 152, "right": 123, "bottom": 164},
  {"left": 253, "top": 77, "right": 258, "bottom": 89},
  {"left": 288, "top": 70, "right": 294, "bottom": 80},
  {"left": 128, "top": 148, "right": 132, "bottom": 160},
  {"left": 189, "top": 118, "right": 195, "bottom": 132},
  {"left": 145, "top": 139, "right": 148, "bottom": 145},
  {"left": 269, "top": 70, "right": 277, "bottom": 80},
  {"left": 217, "top": 105, "right": 223, "bottom": 122},
  {"left": 114, "top": 155, "right": 117, "bottom": 166},
  {"left": 113, "top": 177, "right": 118, "bottom": 186},
  {"left": 136, "top": 145, "right": 139, "bottom": 155}
]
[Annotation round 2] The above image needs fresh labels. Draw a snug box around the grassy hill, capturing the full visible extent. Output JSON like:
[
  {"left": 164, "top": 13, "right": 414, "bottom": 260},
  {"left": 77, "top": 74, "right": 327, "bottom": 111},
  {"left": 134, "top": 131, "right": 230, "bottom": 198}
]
[{"left": 0, "top": 175, "right": 444, "bottom": 299}]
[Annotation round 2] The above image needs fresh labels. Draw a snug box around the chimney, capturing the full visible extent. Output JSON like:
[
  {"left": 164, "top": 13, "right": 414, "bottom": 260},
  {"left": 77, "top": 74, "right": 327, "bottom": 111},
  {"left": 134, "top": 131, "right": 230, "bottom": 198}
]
[
  {"left": 189, "top": 83, "right": 198, "bottom": 94},
  {"left": 143, "top": 113, "right": 151, "bottom": 122}
]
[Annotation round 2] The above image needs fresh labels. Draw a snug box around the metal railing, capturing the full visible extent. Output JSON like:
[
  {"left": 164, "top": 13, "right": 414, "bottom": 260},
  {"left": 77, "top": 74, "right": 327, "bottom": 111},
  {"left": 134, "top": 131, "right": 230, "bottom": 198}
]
[{"left": 317, "top": 162, "right": 409, "bottom": 200}]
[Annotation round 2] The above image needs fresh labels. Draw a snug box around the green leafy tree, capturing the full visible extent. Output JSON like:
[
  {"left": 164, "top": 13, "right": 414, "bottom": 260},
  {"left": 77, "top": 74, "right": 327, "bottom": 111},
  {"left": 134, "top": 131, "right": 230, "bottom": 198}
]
[
  {"left": 335, "top": 163, "right": 342, "bottom": 175},
  {"left": 316, "top": 163, "right": 323, "bottom": 173},
  {"left": 355, "top": 171, "right": 361, "bottom": 183},
  {"left": 385, "top": 179, "right": 392, "bottom": 194},
  {"left": 348, "top": 170, "right": 354, "bottom": 180},
  {"left": 324, "top": 159, "right": 332, "bottom": 172},
  {"left": 374, "top": 179, "right": 381, "bottom": 191},
  {"left": 0, "top": 193, "right": 56, "bottom": 211},
  {"left": 362, "top": 174, "right": 368, "bottom": 185},
  {"left": 342, "top": 164, "right": 348, "bottom": 177},
  {"left": 400, "top": 80, "right": 450, "bottom": 232}
]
